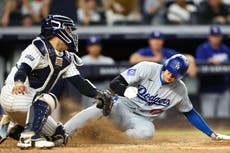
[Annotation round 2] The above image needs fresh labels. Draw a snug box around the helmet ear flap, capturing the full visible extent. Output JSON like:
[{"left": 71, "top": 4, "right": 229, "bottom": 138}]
[
  {"left": 162, "top": 65, "right": 166, "bottom": 72},
  {"left": 41, "top": 16, "right": 54, "bottom": 39}
]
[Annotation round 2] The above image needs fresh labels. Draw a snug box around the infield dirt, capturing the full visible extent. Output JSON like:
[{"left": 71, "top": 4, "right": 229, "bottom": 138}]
[{"left": 0, "top": 118, "right": 230, "bottom": 153}]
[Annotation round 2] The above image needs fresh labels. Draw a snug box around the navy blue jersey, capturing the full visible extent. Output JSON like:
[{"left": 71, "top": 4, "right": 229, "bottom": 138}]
[
  {"left": 136, "top": 47, "right": 178, "bottom": 62},
  {"left": 196, "top": 41, "right": 230, "bottom": 92}
]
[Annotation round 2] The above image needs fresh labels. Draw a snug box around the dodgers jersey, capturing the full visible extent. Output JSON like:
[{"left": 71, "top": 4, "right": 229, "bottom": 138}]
[
  {"left": 120, "top": 61, "right": 193, "bottom": 118},
  {"left": 5, "top": 37, "right": 82, "bottom": 93}
]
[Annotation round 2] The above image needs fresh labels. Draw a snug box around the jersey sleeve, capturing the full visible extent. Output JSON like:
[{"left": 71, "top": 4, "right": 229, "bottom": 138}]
[
  {"left": 176, "top": 84, "right": 193, "bottom": 112},
  {"left": 196, "top": 45, "right": 207, "bottom": 60},
  {"left": 120, "top": 62, "right": 153, "bottom": 85},
  {"left": 106, "top": 57, "right": 115, "bottom": 64},
  {"left": 62, "top": 62, "right": 80, "bottom": 78},
  {"left": 136, "top": 48, "right": 147, "bottom": 56},
  {"left": 18, "top": 44, "right": 41, "bottom": 70}
]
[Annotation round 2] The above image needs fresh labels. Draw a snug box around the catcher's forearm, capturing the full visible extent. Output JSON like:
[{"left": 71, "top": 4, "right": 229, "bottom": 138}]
[
  {"left": 67, "top": 75, "right": 98, "bottom": 98},
  {"left": 14, "top": 63, "right": 32, "bottom": 82},
  {"left": 184, "top": 108, "right": 214, "bottom": 137},
  {"left": 109, "top": 75, "right": 129, "bottom": 96}
]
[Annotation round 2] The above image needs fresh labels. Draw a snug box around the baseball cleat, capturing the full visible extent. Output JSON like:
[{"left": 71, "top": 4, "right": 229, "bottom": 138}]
[
  {"left": 17, "top": 132, "right": 55, "bottom": 149},
  {"left": 8, "top": 124, "right": 24, "bottom": 141},
  {"left": 53, "top": 133, "right": 69, "bottom": 147},
  {"left": 31, "top": 138, "right": 55, "bottom": 148},
  {"left": 49, "top": 123, "right": 69, "bottom": 146}
]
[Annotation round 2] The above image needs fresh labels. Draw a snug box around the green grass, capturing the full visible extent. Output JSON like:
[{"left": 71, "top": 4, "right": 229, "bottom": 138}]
[
  {"left": 216, "top": 130, "right": 230, "bottom": 135},
  {"left": 132, "top": 130, "right": 230, "bottom": 153},
  {"left": 155, "top": 130, "right": 200, "bottom": 136}
]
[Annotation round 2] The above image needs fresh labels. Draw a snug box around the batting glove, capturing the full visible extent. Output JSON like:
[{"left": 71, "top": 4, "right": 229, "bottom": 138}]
[{"left": 211, "top": 132, "right": 230, "bottom": 140}]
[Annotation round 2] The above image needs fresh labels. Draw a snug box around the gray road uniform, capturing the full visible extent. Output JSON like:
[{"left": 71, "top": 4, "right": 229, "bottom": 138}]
[
  {"left": 64, "top": 61, "right": 193, "bottom": 139},
  {"left": 65, "top": 54, "right": 230, "bottom": 141}
]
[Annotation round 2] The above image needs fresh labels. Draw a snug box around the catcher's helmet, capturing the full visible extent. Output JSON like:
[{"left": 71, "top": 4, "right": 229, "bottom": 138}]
[
  {"left": 41, "top": 15, "right": 78, "bottom": 52},
  {"left": 163, "top": 54, "right": 189, "bottom": 79}
]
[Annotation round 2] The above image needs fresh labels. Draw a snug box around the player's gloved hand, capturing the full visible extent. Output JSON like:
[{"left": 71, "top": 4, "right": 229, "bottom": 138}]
[
  {"left": 12, "top": 81, "right": 28, "bottom": 95},
  {"left": 95, "top": 90, "right": 114, "bottom": 116},
  {"left": 211, "top": 132, "right": 230, "bottom": 140},
  {"left": 124, "top": 86, "right": 138, "bottom": 99}
]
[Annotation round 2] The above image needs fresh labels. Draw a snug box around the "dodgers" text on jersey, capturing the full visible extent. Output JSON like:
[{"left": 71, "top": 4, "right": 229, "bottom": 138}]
[{"left": 137, "top": 85, "right": 170, "bottom": 107}]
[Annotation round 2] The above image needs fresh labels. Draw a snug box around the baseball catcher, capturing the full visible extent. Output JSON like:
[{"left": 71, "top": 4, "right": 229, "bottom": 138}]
[{"left": 0, "top": 14, "right": 112, "bottom": 149}]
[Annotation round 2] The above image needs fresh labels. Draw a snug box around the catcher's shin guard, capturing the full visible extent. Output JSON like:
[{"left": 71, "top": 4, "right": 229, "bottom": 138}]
[
  {"left": 24, "top": 99, "right": 51, "bottom": 133},
  {"left": 18, "top": 99, "right": 53, "bottom": 148}
]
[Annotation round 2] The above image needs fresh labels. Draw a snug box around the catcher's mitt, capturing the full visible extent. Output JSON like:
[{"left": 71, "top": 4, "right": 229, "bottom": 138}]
[{"left": 95, "top": 90, "right": 114, "bottom": 116}]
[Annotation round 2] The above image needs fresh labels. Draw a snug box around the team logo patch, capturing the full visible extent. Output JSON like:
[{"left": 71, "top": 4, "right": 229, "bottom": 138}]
[
  {"left": 25, "top": 55, "right": 35, "bottom": 61},
  {"left": 175, "top": 62, "right": 180, "bottom": 70},
  {"left": 55, "top": 57, "right": 63, "bottom": 67},
  {"left": 127, "top": 69, "right": 136, "bottom": 76}
]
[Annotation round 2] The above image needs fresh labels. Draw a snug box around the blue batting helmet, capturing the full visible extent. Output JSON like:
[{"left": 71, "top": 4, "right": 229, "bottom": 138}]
[
  {"left": 163, "top": 54, "right": 189, "bottom": 79},
  {"left": 41, "top": 15, "right": 78, "bottom": 52}
]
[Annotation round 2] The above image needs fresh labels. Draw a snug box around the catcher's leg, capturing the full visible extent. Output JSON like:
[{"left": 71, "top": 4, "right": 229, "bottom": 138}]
[
  {"left": 0, "top": 115, "right": 12, "bottom": 143},
  {"left": 1, "top": 85, "right": 68, "bottom": 147},
  {"left": 0, "top": 84, "right": 34, "bottom": 125},
  {"left": 64, "top": 104, "right": 103, "bottom": 136},
  {"left": 17, "top": 93, "right": 57, "bottom": 149},
  {"left": 0, "top": 85, "right": 34, "bottom": 143},
  {"left": 0, "top": 115, "right": 25, "bottom": 144}
]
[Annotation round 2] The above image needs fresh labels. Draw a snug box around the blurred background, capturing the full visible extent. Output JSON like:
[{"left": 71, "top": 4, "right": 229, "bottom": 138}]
[{"left": 0, "top": 0, "right": 230, "bottom": 125}]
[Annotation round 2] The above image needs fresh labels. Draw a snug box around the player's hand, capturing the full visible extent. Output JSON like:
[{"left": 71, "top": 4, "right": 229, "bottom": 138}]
[
  {"left": 152, "top": 54, "right": 162, "bottom": 63},
  {"left": 214, "top": 16, "right": 226, "bottom": 24},
  {"left": 1, "top": 14, "right": 9, "bottom": 27},
  {"left": 211, "top": 132, "right": 230, "bottom": 141},
  {"left": 12, "top": 81, "right": 28, "bottom": 95},
  {"left": 209, "top": 58, "right": 222, "bottom": 65}
]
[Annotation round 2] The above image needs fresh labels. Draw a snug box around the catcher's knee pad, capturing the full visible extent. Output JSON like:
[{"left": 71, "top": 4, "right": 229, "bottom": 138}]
[{"left": 35, "top": 93, "right": 58, "bottom": 113}]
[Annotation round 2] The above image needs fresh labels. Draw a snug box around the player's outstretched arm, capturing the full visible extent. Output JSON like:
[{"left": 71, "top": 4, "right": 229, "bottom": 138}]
[
  {"left": 129, "top": 53, "right": 162, "bottom": 64},
  {"left": 184, "top": 108, "right": 230, "bottom": 140},
  {"left": 67, "top": 75, "right": 113, "bottom": 116},
  {"left": 67, "top": 75, "right": 98, "bottom": 98}
]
